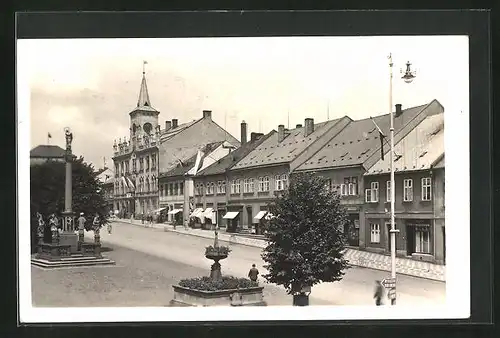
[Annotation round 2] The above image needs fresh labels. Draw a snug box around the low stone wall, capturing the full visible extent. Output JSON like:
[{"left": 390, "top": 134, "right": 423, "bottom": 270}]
[
  {"left": 37, "top": 243, "right": 72, "bottom": 260},
  {"left": 170, "top": 285, "right": 267, "bottom": 307}
]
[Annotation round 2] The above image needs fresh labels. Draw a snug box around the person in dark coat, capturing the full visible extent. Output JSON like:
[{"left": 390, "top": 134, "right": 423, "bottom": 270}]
[
  {"left": 374, "top": 280, "right": 384, "bottom": 306},
  {"left": 248, "top": 264, "right": 259, "bottom": 282}
]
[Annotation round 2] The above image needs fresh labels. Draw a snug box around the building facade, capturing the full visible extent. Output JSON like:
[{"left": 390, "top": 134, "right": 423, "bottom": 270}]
[
  {"left": 112, "top": 70, "right": 161, "bottom": 219},
  {"left": 295, "top": 100, "right": 444, "bottom": 247},
  {"left": 363, "top": 109, "right": 445, "bottom": 264},
  {"left": 192, "top": 130, "right": 271, "bottom": 231}
]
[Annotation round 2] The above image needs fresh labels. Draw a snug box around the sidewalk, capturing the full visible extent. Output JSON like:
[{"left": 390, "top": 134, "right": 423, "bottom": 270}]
[{"left": 113, "top": 218, "right": 445, "bottom": 282}]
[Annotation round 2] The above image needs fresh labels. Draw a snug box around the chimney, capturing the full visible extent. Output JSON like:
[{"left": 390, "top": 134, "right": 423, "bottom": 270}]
[
  {"left": 172, "top": 119, "right": 178, "bottom": 129},
  {"left": 296, "top": 124, "right": 302, "bottom": 128},
  {"left": 304, "top": 118, "right": 315, "bottom": 137},
  {"left": 395, "top": 104, "right": 403, "bottom": 117},
  {"left": 278, "top": 125, "right": 285, "bottom": 143},
  {"left": 240, "top": 120, "right": 248, "bottom": 144},
  {"left": 203, "top": 110, "right": 212, "bottom": 120},
  {"left": 165, "top": 120, "right": 172, "bottom": 131}
]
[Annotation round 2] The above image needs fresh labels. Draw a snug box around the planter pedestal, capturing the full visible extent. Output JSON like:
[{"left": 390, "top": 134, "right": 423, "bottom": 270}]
[{"left": 170, "top": 285, "right": 267, "bottom": 307}]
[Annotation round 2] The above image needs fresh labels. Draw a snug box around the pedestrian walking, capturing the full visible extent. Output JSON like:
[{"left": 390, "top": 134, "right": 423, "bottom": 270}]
[
  {"left": 107, "top": 222, "right": 112, "bottom": 235},
  {"left": 248, "top": 264, "right": 259, "bottom": 283},
  {"left": 374, "top": 280, "right": 384, "bottom": 306}
]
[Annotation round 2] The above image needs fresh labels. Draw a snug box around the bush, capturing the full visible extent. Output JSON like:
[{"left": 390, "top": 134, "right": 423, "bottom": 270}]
[
  {"left": 179, "top": 276, "right": 258, "bottom": 291},
  {"left": 205, "top": 245, "right": 231, "bottom": 256}
]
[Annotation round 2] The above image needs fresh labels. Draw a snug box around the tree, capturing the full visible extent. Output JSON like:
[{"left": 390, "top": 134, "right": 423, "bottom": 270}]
[
  {"left": 30, "top": 156, "right": 110, "bottom": 251},
  {"left": 261, "top": 172, "right": 350, "bottom": 305}
]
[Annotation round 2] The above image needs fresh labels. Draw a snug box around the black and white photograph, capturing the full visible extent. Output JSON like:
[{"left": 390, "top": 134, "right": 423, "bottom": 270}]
[{"left": 18, "top": 33, "right": 470, "bottom": 322}]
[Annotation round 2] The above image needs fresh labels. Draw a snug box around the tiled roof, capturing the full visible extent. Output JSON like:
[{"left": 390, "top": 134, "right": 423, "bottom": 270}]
[
  {"left": 163, "top": 141, "right": 224, "bottom": 178},
  {"left": 365, "top": 113, "right": 444, "bottom": 175},
  {"left": 197, "top": 132, "right": 274, "bottom": 177},
  {"left": 232, "top": 119, "right": 343, "bottom": 170},
  {"left": 160, "top": 120, "right": 199, "bottom": 141},
  {"left": 296, "top": 104, "right": 428, "bottom": 171},
  {"left": 30, "top": 145, "right": 66, "bottom": 158}
]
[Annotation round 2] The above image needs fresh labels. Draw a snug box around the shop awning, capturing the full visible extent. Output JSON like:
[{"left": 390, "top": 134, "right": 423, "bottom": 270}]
[
  {"left": 203, "top": 208, "right": 214, "bottom": 219},
  {"left": 190, "top": 208, "right": 204, "bottom": 218},
  {"left": 154, "top": 207, "right": 166, "bottom": 214},
  {"left": 223, "top": 211, "right": 239, "bottom": 220},
  {"left": 264, "top": 213, "right": 275, "bottom": 220},
  {"left": 253, "top": 211, "right": 268, "bottom": 220},
  {"left": 168, "top": 209, "right": 182, "bottom": 215}
]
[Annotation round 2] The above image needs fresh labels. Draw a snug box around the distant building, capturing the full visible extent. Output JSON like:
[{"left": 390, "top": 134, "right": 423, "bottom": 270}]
[
  {"left": 95, "top": 167, "right": 115, "bottom": 215},
  {"left": 30, "top": 145, "right": 66, "bottom": 166},
  {"left": 112, "top": 68, "right": 239, "bottom": 220},
  {"left": 192, "top": 125, "right": 270, "bottom": 231}
]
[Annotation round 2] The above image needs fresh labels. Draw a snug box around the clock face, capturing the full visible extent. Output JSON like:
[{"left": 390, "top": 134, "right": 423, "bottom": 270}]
[{"left": 143, "top": 123, "right": 152, "bottom": 134}]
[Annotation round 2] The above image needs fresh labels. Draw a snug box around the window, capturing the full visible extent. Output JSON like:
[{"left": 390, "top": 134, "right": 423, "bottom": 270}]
[
  {"left": 370, "top": 223, "right": 380, "bottom": 243},
  {"left": 403, "top": 179, "right": 413, "bottom": 202},
  {"left": 371, "top": 182, "right": 379, "bottom": 202},
  {"left": 146, "top": 156, "right": 150, "bottom": 170},
  {"left": 218, "top": 181, "right": 225, "bottom": 194},
  {"left": 421, "top": 177, "right": 432, "bottom": 201},
  {"left": 132, "top": 159, "right": 137, "bottom": 172},
  {"left": 168, "top": 184, "right": 173, "bottom": 196},
  {"left": 151, "top": 154, "right": 157, "bottom": 170},
  {"left": 139, "top": 158, "right": 144, "bottom": 171},
  {"left": 415, "top": 226, "right": 430, "bottom": 253},
  {"left": 343, "top": 177, "right": 358, "bottom": 196},
  {"left": 258, "top": 177, "right": 264, "bottom": 192},
  {"left": 180, "top": 182, "right": 184, "bottom": 195},
  {"left": 120, "top": 162, "right": 124, "bottom": 176},
  {"left": 244, "top": 178, "right": 254, "bottom": 193},
  {"left": 274, "top": 174, "right": 289, "bottom": 191},
  {"left": 207, "top": 182, "right": 215, "bottom": 195},
  {"left": 199, "top": 183, "right": 204, "bottom": 196},
  {"left": 125, "top": 161, "right": 129, "bottom": 174},
  {"left": 365, "top": 188, "right": 372, "bottom": 203},
  {"left": 386, "top": 181, "right": 391, "bottom": 202},
  {"left": 235, "top": 179, "right": 241, "bottom": 193},
  {"left": 263, "top": 176, "right": 270, "bottom": 191}
]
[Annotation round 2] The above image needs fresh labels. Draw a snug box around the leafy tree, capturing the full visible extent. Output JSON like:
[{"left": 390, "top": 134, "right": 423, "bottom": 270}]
[
  {"left": 30, "top": 156, "right": 110, "bottom": 251},
  {"left": 261, "top": 172, "right": 350, "bottom": 299}
]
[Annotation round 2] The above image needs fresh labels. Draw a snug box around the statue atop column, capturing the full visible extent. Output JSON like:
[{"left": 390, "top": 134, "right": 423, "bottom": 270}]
[{"left": 64, "top": 127, "right": 73, "bottom": 153}]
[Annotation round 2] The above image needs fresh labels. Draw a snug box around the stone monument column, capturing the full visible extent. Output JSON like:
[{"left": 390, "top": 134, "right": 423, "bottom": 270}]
[{"left": 59, "top": 127, "right": 78, "bottom": 253}]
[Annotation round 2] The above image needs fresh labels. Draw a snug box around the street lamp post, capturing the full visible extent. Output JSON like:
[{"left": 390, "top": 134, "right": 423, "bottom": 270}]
[{"left": 388, "top": 54, "right": 416, "bottom": 305}]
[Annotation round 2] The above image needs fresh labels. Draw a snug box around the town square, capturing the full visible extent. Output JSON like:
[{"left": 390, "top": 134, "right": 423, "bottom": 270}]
[{"left": 21, "top": 35, "right": 469, "bottom": 315}]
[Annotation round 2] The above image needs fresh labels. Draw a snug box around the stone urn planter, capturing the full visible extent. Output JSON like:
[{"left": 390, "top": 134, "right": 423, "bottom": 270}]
[{"left": 170, "top": 226, "right": 267, "bottom": 307}]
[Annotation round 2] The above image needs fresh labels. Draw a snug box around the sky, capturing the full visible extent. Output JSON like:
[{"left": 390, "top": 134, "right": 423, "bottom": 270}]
[{"left": 18, "top": 36, "right": 469, "bottom": 169}]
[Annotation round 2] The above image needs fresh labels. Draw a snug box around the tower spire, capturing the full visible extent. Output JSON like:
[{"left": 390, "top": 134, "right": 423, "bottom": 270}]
[{"left": 137, "top": 61, "right": 151, "bottom": 107}]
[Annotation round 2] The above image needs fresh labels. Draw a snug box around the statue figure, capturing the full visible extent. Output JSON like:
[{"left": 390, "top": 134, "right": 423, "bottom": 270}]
[
  {"left": 36, "top": 212, "right": 45, "bottom": 238},
  {"left": 49, "top": 214, "right": 60, "bottom": 243},
  {"left": 65, "top": 128, "right": 73, "bottom": 152}
]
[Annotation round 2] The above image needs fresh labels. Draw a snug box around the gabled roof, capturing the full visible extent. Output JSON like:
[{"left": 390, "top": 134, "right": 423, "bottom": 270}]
[
  {"left": 162, "top": 141, "right": 225, "bottom": 178},
  {"left": 30, "top": 145, "right": 65, "bottom": 158},
  {"left": 197, "top": 132, "right": 274, "bottom": 177},
  {"left": 296, "top": 103, "right": 429, "bottom": 171},
  {"left": 232, "top": 118, "right": 343, "bottom": 170},
  {"left": 365, "top": 112, "right": 444, "bottom": 176}
]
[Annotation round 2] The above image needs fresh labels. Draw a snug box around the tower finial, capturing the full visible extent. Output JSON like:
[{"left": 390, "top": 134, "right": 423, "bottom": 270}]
[{"left": 143, "top": 60, "right": 148, "bottom": 75}]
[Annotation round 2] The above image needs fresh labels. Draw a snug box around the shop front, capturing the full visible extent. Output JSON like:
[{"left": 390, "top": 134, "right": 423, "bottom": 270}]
[
  {"left": 223, "top": 210, "right": 240, "bottom": 233},
  {"left": 344, "top": 207, "right": 360, "bottom": 247},
  {"left": 168, "top": 206, "right": 183, "bottom": 225}
]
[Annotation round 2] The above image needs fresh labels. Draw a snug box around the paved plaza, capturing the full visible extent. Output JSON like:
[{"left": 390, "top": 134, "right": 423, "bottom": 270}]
[{"left": 30, "top": 221, "right": 447, "bottom": 307}]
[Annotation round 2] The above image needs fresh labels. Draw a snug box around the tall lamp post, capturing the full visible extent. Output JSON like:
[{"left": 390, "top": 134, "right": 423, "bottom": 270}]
[{"left": 388, "top": 54, "right": 416, "bottom": 305}]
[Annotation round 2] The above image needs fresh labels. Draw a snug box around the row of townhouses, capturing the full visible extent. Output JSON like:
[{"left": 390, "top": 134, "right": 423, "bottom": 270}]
[{"left": 108, "top": 71, "right": 446, "bottom": 265}]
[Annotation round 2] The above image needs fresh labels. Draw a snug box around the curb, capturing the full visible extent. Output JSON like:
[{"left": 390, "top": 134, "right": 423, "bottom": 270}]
[{"left": 113, "top": 219, "right": 445, "bottom": 282}]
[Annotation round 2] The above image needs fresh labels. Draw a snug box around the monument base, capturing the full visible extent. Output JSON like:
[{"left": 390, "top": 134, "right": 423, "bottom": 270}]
[{"left": 59, "top": 232, "right": 78, "bottom": 253}]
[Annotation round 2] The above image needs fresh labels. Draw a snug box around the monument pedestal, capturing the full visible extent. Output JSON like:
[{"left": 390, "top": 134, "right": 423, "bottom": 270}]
[{"left": 59, "top": 232, "right": 78, "bottom": 253}]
